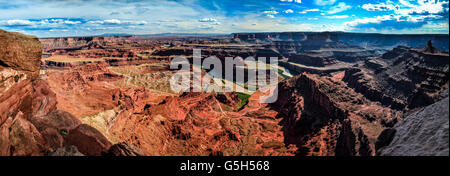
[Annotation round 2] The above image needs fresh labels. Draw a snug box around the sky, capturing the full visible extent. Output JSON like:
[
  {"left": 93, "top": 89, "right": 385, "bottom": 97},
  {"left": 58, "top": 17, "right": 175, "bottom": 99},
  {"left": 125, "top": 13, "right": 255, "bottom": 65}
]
[{"left": 0, "top": 0, "right": 448, "bottom": 37}]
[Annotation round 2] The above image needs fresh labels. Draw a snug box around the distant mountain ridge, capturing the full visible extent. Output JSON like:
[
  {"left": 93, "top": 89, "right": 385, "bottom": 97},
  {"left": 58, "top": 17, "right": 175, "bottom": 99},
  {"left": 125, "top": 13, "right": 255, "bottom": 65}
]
[
  {"left": 39, "top": 31, "right": 449, "bottom": 51},
  {"left": 233, "top": 32, "right": 449, "bottom": 51}
]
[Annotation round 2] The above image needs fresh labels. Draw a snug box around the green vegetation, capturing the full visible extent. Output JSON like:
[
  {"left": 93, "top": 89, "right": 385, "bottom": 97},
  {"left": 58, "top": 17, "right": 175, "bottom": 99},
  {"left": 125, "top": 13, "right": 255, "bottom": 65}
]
[
  {"left": 59, "top": 129, "right": 69, "bottom": 136},
  {"left": 277, "top": 68, "right": 291, "bottom": 80},
  {"left": 277, "top": 68, "right": 284, "bottom": 74},
  {"left": 243, "top": 84, "right": 248, "bottom": 90},
  {"left": 235, "top": 92, "right": 251, "bottom": 111}
]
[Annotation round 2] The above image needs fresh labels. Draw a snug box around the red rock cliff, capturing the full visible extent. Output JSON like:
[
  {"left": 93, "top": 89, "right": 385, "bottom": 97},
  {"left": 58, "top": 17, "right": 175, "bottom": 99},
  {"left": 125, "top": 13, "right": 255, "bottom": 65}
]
[
  {"left": 272, "top": 73, "right": 400, "bottom": 156},
  {"left": 1, "top": 29, "right": 139, "bottom": 156}
]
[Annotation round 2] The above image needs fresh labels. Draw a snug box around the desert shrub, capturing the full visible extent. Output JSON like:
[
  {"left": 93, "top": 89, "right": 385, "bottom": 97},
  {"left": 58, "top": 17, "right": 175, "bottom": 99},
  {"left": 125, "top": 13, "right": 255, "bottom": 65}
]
[{"left": 235, "top": 92, "right": 251, "bottom": 111}]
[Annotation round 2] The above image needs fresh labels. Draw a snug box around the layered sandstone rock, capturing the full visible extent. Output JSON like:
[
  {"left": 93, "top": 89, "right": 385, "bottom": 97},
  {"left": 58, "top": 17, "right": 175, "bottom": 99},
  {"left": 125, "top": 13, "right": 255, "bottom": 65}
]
[
  {"left": 272, "top": 73, "right": 400, "bottom": 156},
  {"left": 233, "top": 32, "right": 449, "bottom": 51},
  {"left": 0, "top": 29, "right": 42, "bottom": 78},
  {"left": 376, "top": 96, "right": 449, "bottom": 156},
  {"left": 40, "top": 36, "right": 135, "bottom": 51},
  {"left": 105, "top": 142, "right": 145, "bottom": 156},
  {"left": 45, "top": 63, "right": 124, "bottom": 117},
  {"left": 106, "top": 91, "right": 295, "bottom": 156},
  {"left": 1, "top": 30, "right": 115, "bottom": 156},
  {"left": 47, "top": 145, "right": 85, "bottom": 156},
  {"left": 64, "top": 124, "right": 112, "bottom": 156},
  {"left": 1, "top": 30, "right": 41, "bottom": 125},
  {"left": 1, "top": 30, "right": 43, "bottom": 155},
  {"left": 343, "top": 42, "right": 449, "bottom": 110}
]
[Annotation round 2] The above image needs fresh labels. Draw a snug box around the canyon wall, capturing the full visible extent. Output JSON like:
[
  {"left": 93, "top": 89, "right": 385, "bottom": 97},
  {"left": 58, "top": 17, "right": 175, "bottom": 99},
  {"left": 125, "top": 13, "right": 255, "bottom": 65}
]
[
  {"left": 343, "top": 43, "right": 449, "bottom": 110},
  {"left": 376, "top": 95, "right": 449, "bottom": 156},
  {"left": 40, "top": 35, "right": 135, "bottom": 50},
  {"left": 272, "top": 73, "right": 400, "bottom": 156},
  {"left": 1, "top": 29, "right": 141, "bottom": 156}
]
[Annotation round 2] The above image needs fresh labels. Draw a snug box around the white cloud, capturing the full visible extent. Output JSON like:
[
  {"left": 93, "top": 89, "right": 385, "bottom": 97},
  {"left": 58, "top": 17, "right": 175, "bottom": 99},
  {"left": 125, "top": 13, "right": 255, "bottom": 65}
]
[
  {"left": 283, "top": 9, "right": 294, "bottom": 13},
  {"left": 362, "top": 3, "right": 398, "bottom": 11},
  {"left": 314, "top": 0, "right": 336, "bottom": 6},
  {"left": 88, "top": 19, "right": 147, "bottom": 25},
  {"left": 104, "top": 19, "right": 121, "bottom": 24},
  {"left": 64, "top": 20, "right": 81, "bottom": 25},
  {"left": 263, "top": 10, "right": 279, "bottom": 15},
  {"left": 50, "top": 29, "right": 69, "bottom": 32},
  {"left": 199, "top": 18, "right": 218, "bottom": 22},
  {"left": 131, "top": 21, "right": 148, "bottom": 25},
  {"left": 327, "top": 15, "right": 349, "bottom": 19},
  {"left": 396, "top": 0, "right": 448, "bottom": 15},
  {"left": 5, "top": 19, "right": 34, "bottom": 26},
  {"left": 327, "top": 2, "right": 351, "bottom": 14},
  {"left": 344, "top": 14, "right": 444, "bottom": 29},
  {"left": 362, "top": 1, "right": 448, "bottom": 16},
  {"left": 399, "top": 0, "right": 416, "bottom": 7},
  {"left": 280, "top": 0, "right": 302, "bottom": 3},
  {"left": 363, "top": 0, "right": 448, "bottom": 15},
  {"left": 345, "top": 15, "right": 395, "bottom": 28},
  {"left": 299, "top": 9, "right": 320, "bottom": 14},
  {"left": 263, "top": 10, "right": 278, "bottom": 18},
  {"left": 406, "top": 14, "right": 442, "bottom": 22},
  {"left": 344, "top": 0, "right": 448, "bottom": 33}
]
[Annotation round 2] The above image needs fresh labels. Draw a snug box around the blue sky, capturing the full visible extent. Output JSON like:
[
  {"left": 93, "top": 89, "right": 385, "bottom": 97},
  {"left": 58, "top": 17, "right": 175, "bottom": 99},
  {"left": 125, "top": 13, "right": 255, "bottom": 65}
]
[{"left": 0, "top": 0, "right": 448, "bottom": 37}]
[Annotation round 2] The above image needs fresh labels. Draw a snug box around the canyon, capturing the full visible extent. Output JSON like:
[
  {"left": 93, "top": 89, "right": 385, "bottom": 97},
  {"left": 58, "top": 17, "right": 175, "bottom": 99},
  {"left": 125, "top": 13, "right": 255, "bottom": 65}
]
[{"left": 0, "top": 29, "right": 448, "bottom": 156}]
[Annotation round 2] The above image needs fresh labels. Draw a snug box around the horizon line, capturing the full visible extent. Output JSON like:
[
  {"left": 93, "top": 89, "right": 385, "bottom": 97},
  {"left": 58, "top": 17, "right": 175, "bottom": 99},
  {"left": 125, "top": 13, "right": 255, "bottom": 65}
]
[{"left": 36, "top": 30, "right": 450, "bottom": 39}]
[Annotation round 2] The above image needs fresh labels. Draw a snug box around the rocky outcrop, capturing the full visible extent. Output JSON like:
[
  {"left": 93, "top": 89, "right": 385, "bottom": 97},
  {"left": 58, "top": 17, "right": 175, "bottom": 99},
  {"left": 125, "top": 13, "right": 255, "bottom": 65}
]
[
  {"left": 0, "top": 29, "right": 42, "bottom": 78},
  {"left": 343, "top": 68, "right": 405, "bottom": 110},
  {"left": 286, "top": 54, "right": 337, "bottom": 67},
  {"left": 64, "top": 124, "right": 112, "bottom": 156},
  {"left": 1, "top": 30, "right": 43, "bottom": 155},
  {"left": 1, "top": 30, "right": 41, "bottom": 125},
  {"left": 44, "top": 63, "right": 124, "bottom": 117},
  {"left": 1, "top": 29, "right": 116, "bottom": 156},
  {"left": 7, "top": 112, "right": 47, "bottom": 156},
  {"left": 39, "top": 35, "right": 135, "bottom": 51},
  {"left": 421, "top": 40, "right": 440, "bottom": 54},
  {"left": 343, "top": 42, "right": 449, "bottom": 110},
  {"left": 107, "top": 92, "right": 285, "bottom": 156},
  {"left": 47, "top": 145, "right": 84, "bottom": 156},
  {"left": 105, "top": 142, "right": 145, "bottom": 156},
  {"left": 272, "top": 73, "right": 400, "bottom": 156},
  {"left": 376, "top": 96, "right": 449, "bottom": 156}
]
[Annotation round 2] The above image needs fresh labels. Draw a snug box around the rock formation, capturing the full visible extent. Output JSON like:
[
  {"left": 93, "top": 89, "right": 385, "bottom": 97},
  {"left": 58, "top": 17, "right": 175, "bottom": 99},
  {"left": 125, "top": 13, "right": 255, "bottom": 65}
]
[
  {"left": 272, "top": 73, "right": 400, "bottom": 156},
  {"left": 0, "top": 29, "right": 125, "bottom": 156},
  {"left": 376, "top": 96, "right": 449, "bottom": 156},
  {"left": 47, "top": 145, "right": 85, "bottom": 156},
  {"left": 233, "top": 32, "right": 449, "bottom": 51},
  {"left": 343, "top": 42, "right": 449, "bottom": 110},
  {"left": 0, "top": 30, "right": 42, "bottom": 78},
  {"left": 1, "top": 30, "right": 43, "bottom": 155},
  {"left": 421, "top": 40, "right": 440, "bottom": 54},
  {"left": 105, "top": 142, "right": 145, "bottom": 156}
]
